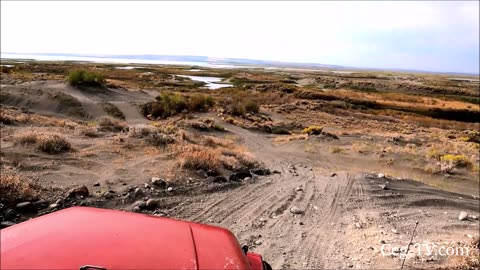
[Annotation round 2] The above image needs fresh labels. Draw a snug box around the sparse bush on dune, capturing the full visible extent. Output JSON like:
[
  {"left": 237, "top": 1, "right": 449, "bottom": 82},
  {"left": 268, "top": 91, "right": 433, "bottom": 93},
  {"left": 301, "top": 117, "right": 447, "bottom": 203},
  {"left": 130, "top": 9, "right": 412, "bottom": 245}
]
[
  {"left": 14, "top": 131, "right": 40, "bottom": 145},
  {"left": 0, "top": 113, "right": 15, "bottom": 125},
  {"left": 302, "top": 125, "right": 323, "bottom": 135},
  {"left": 67, "top": 69, "right": 106, "bottom": 87},
  {"left": 96, "top": 117, "right": 127, "bottom": 132},
  {"left": 36, "top": 134, "right": 72, "bottom": 154},
  {"left": 14, "top": 131, "right": 71, "bottom": 154},
  {"left": 173, "top": 134, "right": 261, "bottom": 175},
  {"left": 101, "top": 102, "right": 125, "bottom": 120},
  {"left": 440, "top": 154, "right": 472, "bottom": 168},
  {"left": 188, "top": 94, "right": 215, "bottom": 111},
  {"left": 141, "top": 93, "right": 215, "bottom": 119},
  {"left": 0, "top": 169, "right": 39, "bottom": 204},
  {"left": 177, "top": 144, "right": 223, "bottom": 174},
  {"left": 129, "top": 124, "right": 176, "bottom": 147}
]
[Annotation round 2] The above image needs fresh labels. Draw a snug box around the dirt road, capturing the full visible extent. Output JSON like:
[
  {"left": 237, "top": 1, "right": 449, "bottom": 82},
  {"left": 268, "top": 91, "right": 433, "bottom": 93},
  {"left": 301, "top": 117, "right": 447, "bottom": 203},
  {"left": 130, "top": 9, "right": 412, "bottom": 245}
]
[{"left": 163, "top": 123, "right": 479, "bottom": 269}]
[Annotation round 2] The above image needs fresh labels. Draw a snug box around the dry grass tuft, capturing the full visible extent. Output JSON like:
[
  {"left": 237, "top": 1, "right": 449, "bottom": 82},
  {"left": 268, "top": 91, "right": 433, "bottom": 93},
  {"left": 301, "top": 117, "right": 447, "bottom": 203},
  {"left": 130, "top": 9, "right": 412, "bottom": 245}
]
[
  {"left": 129, "top": 124, "right": 176, "bottom": 147},
  {"left": 173, "top": 135, "right": 260, "bottom": 174},
  {"left": 96, "top": 117, "right": 127, "bottom": 132},
  {"left": 302, "top": 125, "right": 323, "bottom": 135},
  {"left": 14, "top": 131, "right": 71, "bottom": 154},
  {"left": 0, "top": 168, "right": 38, "bottom": 204},
  {"left": 176, "top": 144, "right": 223, "bottom": 173},
  {"left": 36, "top": 134, "right": 72, "bottom": 154}
]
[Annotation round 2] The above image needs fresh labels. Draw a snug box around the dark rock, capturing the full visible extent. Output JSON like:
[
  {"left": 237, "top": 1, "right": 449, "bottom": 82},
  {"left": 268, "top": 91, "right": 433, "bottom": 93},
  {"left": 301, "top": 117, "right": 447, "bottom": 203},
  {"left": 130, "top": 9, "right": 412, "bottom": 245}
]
[
  {"left": 4, "top": 208, "right": 16, "bottom": 220},
  {"left": 145, "top": 199, "right": 158, "bottom": 210},
  {"left": 102, "top": 191, "right": 114, "bottom": 199},
  {"left": 211, "top": 176, "right": 227, "bottom": 183},
  {"left": 1, "top": 221, "right": 16, "bottom": 228},
  {"left": 134, "top": 188, "right": 143, "bottom": 197},
  {"left": 32, "top": 199, "right": 48, "bottom": 209},
  {"left": 230, "top": 169, "right": 252, "bottom": 181},
  {"left": 16, "top": 202, "right": 32, "bottom": 210},
  {"left": 251, "top": 168, "right": 271, "bottom": 176},
  {"left": 331, "top": 173, "right": 337, "bottom": 177},
  {"left": 67, "top": 185, "right": 89, "bottom": 198},
  {"left": 133, "top": 200, "right": 146, "bottom": 210},
  {"left": 272, "top": 170, "right": 281, "bottom": 174},
  {"left": 151, "top": 177, "right": 166, "bottom": 188},
  {"left": 196, "top": 170, "right": 208, "bottom": 178}
]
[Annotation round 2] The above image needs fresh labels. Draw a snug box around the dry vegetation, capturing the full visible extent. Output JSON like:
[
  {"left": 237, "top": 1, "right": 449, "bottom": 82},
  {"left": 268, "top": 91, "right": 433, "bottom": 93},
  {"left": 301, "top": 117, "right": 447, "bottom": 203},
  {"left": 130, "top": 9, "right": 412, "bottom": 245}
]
[
  {"left": 14, "top": 131, "right": 72, "bottom": 154},
  {"left": 0, "top": 168, "right": 39, "bottom": 204}
]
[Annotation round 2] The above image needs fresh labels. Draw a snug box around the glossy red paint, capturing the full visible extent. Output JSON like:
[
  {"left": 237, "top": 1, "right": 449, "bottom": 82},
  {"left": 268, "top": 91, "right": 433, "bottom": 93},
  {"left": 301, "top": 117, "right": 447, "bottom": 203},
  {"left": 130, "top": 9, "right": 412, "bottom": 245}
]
[{"left": 1, "top": 207, "right": 264, "bottom": 270}]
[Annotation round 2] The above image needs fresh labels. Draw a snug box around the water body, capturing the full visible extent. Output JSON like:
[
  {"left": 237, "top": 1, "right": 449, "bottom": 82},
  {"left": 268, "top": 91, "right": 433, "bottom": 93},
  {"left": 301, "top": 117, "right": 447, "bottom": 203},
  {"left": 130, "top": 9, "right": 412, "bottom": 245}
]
[
  {"left": 0, "top": 53, "right": 239, "bottom": 69},
  {"left": 176, "top": 75, "right": 232, "bottom": 90}
]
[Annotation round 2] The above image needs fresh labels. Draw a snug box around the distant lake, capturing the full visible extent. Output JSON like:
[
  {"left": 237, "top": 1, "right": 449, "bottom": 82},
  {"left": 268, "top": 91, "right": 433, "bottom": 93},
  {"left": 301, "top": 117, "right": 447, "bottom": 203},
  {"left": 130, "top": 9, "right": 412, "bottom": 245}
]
[
  {"left": 176, "top": 75, "right": 232, "bottom": 90},
  {"left": 0, "top": 53, "right": 240, "bottom": 69}
]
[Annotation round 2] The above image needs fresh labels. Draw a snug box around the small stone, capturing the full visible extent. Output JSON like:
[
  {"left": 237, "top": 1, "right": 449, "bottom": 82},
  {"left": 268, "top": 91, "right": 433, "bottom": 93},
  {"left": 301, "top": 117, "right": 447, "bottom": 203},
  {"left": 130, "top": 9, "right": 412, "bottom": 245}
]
[
  {"left": 146, "top": 199, "right": 158, "bottom": 210},
  {"left": 1, "top": 221, "right": 16, "bottom": 228},
  {"left": 49, "top": 203, "right": 59, "bottom": 209},
  {"left": 391, "top": 229, "right": 399, "bottom": 234},
  {"left": 299, "top": 221, "right": 304, "bottom": 225},
  {"left": 55, "top": 198, "right": 63, "bottom": 205},
  {"left": 378, "top": 173, "right": 385, "bottom": 178},
  {"left": 102, "top": 191, "right": 114, "bottom": 199},
  {"left": 151, "top": 177, "right": 166, "bottom": 187},
  {"left": 144, "top": 183, "right": 149, "bottom": 188},
  {"left": 134, "top": 188, "right": 143, "bottom": 197},
  {"left": 93, "top": 182, "right": 100, "bottom": 187},
  {"left": 133, "top": 200, "right": 146, "bottom": 210},
  {"left": 196, "top": 170, "right": 208, "bottom": 178},
  {"left": 378, "top": 184, "right": 388, "bottom": 190},
  {"left": 347, "top": 264, "right": 354, "bottom": 268},
  {"left": 290, "top": 206, "right": 304, "bottom": 215},
  {"left": 67, "top": 185, "right": 89, "bottom": 198},
  {"left": 272, "top": 170, "right": 281, "bottom": 174},
  {"left": 330, "top": 173, "right": 337, "bottom": 177},
  {"left": 4, "top": 209, "right": 16, "bottom": 220},
  {"left": 355, "top": 222, "right": 362, "bottom": 229},
  {"left": 470, "top": 215, "right": 478, "bottom": 220},
  {"left": 459, "top": 211, "right": 469, "bottom": 221},
  {"left": 295, "top": 187, "right": 303, "bottom": 192},
  {"left": 254, "top": 240, "right": 262, "bottom": 245},
  {"left": 244, "top": 177, "right": 252, "bottom": 181},
  {"left": 380, "top": 240, "right": 386, "bottom": 244},
  {"left": 16, "top": 202, "right": 32, "bottom": 210},
  {"left": 467, "top": 234, "right": 473, "bottom": 239},
  {"left": 167, "top": 187, "right": 173, "bottom": 192}
]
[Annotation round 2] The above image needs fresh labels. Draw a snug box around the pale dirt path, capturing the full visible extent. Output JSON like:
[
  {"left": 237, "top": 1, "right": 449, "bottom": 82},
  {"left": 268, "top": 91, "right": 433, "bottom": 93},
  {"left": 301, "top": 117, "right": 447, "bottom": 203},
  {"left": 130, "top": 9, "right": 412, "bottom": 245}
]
[{"left": 164, "top": 123, "right": 479, "bottom": 269}]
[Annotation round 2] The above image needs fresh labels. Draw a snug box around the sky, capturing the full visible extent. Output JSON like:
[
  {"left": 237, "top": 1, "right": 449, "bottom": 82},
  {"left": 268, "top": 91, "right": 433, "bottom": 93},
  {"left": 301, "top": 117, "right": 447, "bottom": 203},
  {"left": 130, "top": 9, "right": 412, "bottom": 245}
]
[{"left": 1, "top": 1, "right": 479, "bottom": 74}]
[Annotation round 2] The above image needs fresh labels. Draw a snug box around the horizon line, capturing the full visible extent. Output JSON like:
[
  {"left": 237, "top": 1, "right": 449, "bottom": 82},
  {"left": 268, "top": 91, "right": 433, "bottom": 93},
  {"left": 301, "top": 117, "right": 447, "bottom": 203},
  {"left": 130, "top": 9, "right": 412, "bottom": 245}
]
[{"left": 1, "top": 51, "right": 479, "bottom": 76}]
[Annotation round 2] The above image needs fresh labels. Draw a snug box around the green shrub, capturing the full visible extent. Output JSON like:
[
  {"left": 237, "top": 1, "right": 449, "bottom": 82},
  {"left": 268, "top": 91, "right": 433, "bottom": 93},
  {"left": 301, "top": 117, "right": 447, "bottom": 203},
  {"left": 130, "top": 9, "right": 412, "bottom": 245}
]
[
  {"left": 188, "top": 94, "right": 216, "bottom": 111},
  {"left": 244, "top": 100, "right": 260, "bottom": 114},
  {"left": 67, "top": 70, "right": 105, "bottom": 87},
  {"left": 143, "top": 93, "right": 215, "bottom": 119}
]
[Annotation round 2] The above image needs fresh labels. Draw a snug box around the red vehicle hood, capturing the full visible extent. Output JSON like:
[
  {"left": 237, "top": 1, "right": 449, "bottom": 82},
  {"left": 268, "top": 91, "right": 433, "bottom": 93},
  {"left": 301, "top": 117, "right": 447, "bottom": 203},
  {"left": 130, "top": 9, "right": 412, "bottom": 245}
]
[{"left": 1, "top": 207, "right": 252, "bottom": 270}]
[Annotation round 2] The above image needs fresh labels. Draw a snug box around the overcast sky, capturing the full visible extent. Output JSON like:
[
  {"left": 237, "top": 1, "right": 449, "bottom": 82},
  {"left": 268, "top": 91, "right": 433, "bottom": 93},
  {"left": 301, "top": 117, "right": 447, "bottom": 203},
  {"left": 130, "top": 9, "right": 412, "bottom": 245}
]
[{"left": 1, "top": 1, "right": 479, "bottom": 73}]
